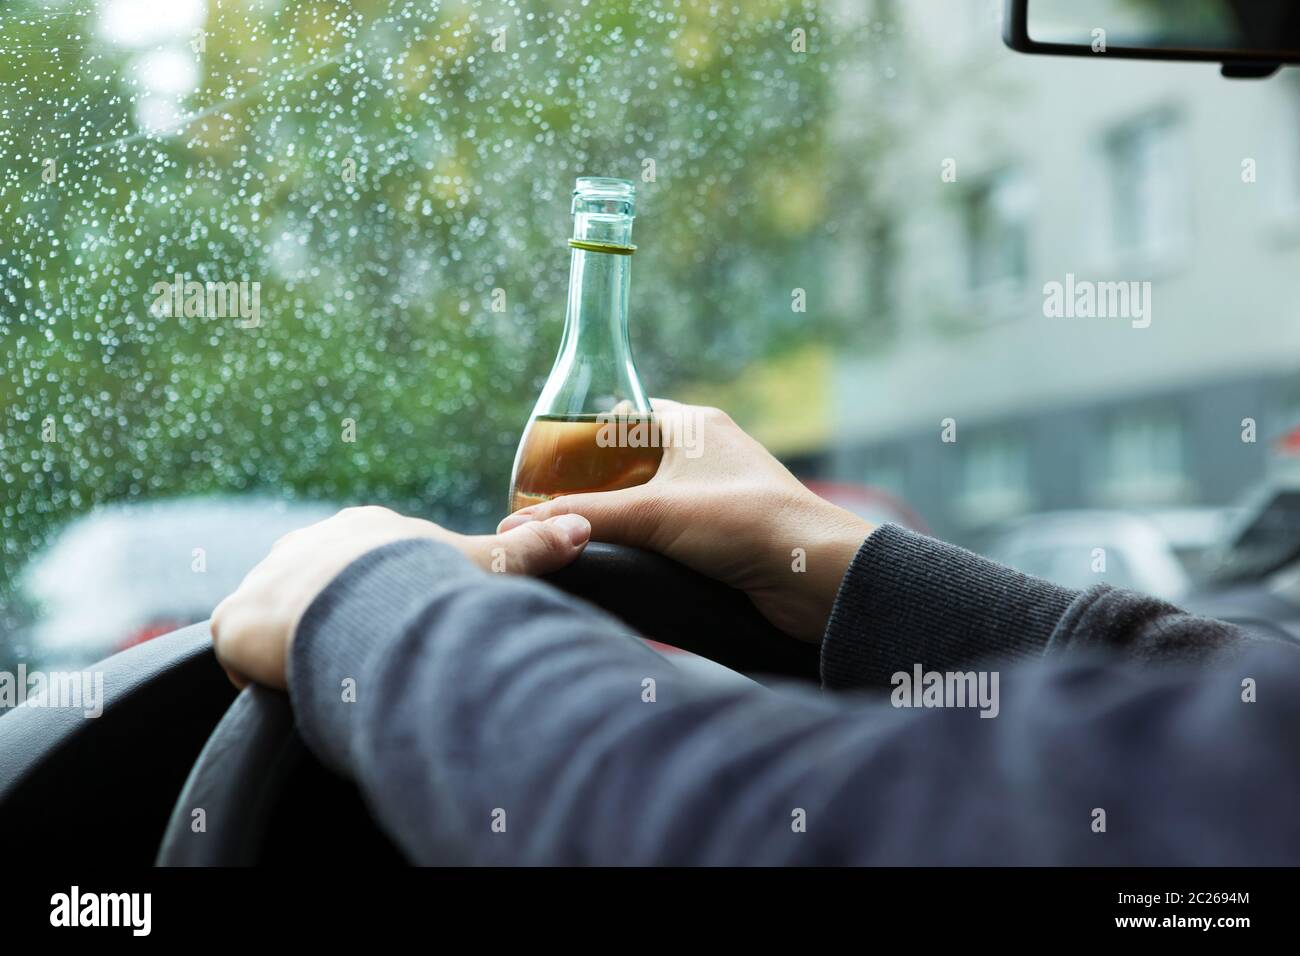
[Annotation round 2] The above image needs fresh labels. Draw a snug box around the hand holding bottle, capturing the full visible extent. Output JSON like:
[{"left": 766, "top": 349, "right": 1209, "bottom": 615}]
[
  {"left": 499, "top": 400, "right": 875, "bottom": 642},
  {"left": 509, "top": 177, "right": 658, "bottom": 511}
]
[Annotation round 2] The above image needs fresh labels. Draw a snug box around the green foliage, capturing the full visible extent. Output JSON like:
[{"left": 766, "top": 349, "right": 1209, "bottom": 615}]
[{"left": 0, "top": 0, "right": 887, "bottom": 596}]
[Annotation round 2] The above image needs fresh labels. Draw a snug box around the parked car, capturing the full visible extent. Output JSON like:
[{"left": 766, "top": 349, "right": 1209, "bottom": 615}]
[
  {"left": 1182, "top": 475, "right": 1300, "bottom": 644},
  {"left": 17, "top": 497, "right": 337, "bottom": 668},
  {"left": 981, "top": 509, "right": 1233, "bottom": 602}
]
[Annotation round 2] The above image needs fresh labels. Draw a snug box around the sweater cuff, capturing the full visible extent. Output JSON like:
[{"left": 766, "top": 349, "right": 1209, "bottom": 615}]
[
  {"left": 820, "top": 524, "right": 1079, "bottom": 691},
  {"left": 287, "top": 537, "right": 482, "bottom": 775}
]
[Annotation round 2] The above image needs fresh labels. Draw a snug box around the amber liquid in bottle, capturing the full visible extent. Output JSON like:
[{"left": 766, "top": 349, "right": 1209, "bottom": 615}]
[
  {"left": 508, "top": 176, "right": 658, "bottom": 516},
  {"left": 509, "top": 414, "right": 664, "bottom": 512}
]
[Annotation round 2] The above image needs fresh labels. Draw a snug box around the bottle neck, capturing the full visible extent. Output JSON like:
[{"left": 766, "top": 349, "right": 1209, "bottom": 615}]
[
  {"left": 561, "top": 241, "right": 632, "bottom": 359},
  {"left": 566, "top": 210, "right": 634, "bottom": 333},
  {"left": 536, "top": 212, "right": 648, "bottom": 416}
]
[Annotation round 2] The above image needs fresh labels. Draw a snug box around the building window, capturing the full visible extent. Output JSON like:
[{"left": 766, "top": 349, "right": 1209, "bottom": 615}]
[
  {"left": 964, "top": 167, "right": 1032, "bottom": 297},
  {"left": 1104, "top": 112, "right": 1188, "bottom": 262},
  {"left": 1100, "top": 410, "right": 1188, "bottom": 504},
  {"left": 955, "top": 431, "right": 1031, "bottom": 526}
]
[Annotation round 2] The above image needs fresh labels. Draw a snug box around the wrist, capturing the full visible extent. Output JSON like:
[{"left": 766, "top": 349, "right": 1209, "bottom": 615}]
[
  {"left": 763, "top": 495, "right": 874, "bottom": 642},
  {"left": 807, "top": 512, "right": 876, "bottom": 640}
]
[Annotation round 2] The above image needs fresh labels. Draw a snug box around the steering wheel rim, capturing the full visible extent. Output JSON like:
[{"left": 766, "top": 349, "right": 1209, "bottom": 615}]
[
  {"left": 142, "top": 543, "right": 816, "bottom": 864},
  {"left": 155, "top": 683, "right": 301, "bottom": 865}
]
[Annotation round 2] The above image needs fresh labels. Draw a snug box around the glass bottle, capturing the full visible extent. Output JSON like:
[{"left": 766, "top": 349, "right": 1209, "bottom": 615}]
[{"left": 507, "top": 177, "right": 662, "bottom": 514}]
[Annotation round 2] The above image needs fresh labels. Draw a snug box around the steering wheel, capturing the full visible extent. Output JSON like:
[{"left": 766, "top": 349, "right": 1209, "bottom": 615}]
[{"left": 0, "top": 544, "right": 817, "bottom": 866}]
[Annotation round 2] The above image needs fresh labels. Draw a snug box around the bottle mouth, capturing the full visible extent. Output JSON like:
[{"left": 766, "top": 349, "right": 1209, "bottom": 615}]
[{"left": 573, "top": 177, "right": 636, "bottom": 217}]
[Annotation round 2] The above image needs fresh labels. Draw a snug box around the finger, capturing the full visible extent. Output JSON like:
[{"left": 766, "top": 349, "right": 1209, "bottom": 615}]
[
  {"left": 211, "top": 615, "right": 252, "bottom": 690},
  {"left": 497, "top": 484, "right": 650, "bottom": 540},
  {"left": 487, "top": 514, "right": 591, "bottom": 575}
]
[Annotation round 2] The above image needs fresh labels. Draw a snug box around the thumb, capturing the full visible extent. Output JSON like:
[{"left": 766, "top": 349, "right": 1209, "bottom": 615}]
[
  {"left": 489, "top": 513, "right": 591, "bottom": 575},
  {"left": 497, "top": 485, "right": 650, "bottom": 544}
]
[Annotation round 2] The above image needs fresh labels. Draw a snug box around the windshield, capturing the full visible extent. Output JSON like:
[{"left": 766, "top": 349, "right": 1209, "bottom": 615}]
[{"left": 2, "top": 0, "right": 1299, "bottom": 670}]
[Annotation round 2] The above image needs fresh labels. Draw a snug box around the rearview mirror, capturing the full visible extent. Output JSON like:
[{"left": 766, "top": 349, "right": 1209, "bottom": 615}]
[{"left": 1003, "top": 0, "right": 1300, "bottom": 78}]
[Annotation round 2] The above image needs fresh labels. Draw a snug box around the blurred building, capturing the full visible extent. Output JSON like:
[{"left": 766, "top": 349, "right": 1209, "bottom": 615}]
[{"left": 821, "top": 0, "right": 1300, "bottom": 545}]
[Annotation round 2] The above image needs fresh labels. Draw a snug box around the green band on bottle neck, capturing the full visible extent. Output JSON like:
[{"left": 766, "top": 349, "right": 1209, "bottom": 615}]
[{"left": 568, "top": 239, "right": 637, "bottom": 255}]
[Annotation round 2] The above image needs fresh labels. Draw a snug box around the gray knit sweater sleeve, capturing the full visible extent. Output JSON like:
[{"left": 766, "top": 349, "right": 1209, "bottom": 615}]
[
  {"left": 821, "top": 523, "right": 1255, "bottom": 690},
  {"left": 286, "top": 529, "right": 1298, "bottom": 865}
]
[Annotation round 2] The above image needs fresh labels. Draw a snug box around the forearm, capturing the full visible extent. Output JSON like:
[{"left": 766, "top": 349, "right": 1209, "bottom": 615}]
[
  {"left": 286, "top": 538, "right": 902, "bottom": 864},
  {"left": 289, "top": 538, "right": 725, "bottom": 863},
  {"left": 287, "top": 538, "right": 1300, "bottom": 865},
  {"left": 821, "top": 524, "right": 1261, "bottom": 691}
]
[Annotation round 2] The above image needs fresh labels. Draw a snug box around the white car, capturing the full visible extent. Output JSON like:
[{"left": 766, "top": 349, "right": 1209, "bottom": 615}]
[
  {"left": 19, "top": 497, "right": 337, "bottom": 668},
  {"left": 981, "top": 509, "right": 1233, "bottom": 602}
]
